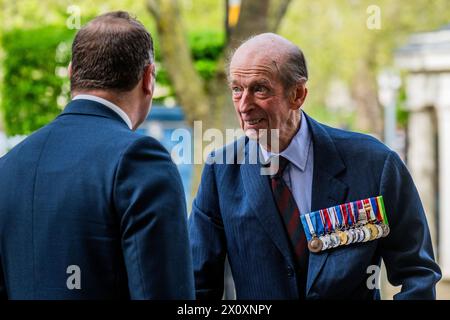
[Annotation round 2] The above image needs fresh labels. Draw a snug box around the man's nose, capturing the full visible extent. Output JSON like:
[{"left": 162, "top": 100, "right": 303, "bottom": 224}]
[{"left": 238, "top": 90, "right": 254, "bottom": 113}]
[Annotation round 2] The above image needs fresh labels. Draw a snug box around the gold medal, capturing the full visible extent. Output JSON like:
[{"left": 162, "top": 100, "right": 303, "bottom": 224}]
[
  {"left": 337, "top": 230, "right": 348, "bottom": 245},
  {"left": 308, "top": 236, "right": 323, "bottom": 253},
  {"left": 367, "top": 223, "right": 378, "bottom": 241}
]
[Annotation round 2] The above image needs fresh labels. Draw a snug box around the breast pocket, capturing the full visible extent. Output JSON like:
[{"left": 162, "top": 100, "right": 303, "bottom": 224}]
[{"left": 312, "top": 240, "right": 379, "bottom": 298}]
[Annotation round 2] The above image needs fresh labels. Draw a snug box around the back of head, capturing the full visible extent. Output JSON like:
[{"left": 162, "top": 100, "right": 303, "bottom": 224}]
[{"left": 70, "top": 11, "right": 153, "bottom": 93}]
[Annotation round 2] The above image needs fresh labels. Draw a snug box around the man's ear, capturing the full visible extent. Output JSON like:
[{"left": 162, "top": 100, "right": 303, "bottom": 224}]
[
  {"left": 68, "top": 62, "right": 73, "bottom": 78},
  {"left": 290, "top": 83, "right": 308, "bottom": 110},
  {"left": 142, "top": 64, "right": 155, "bottom": 95}
]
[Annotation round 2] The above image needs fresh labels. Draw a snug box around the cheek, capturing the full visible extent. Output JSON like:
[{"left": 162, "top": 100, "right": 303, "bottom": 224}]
[
  {"left": 233, "top": 103, "right": 245, "bottom": 125},
  {"left": 233, "top": 102, "right": 242, "bottom": 116},
  {"left": 259, "top": 102, "right": 281, "bottom": 121}
]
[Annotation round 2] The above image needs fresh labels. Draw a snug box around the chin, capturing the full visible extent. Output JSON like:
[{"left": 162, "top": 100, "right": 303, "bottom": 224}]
[
  {"left": 245, "top": 128, "right": 272, "bottom": 142},
  {"left": 245, "top": 128, "right": 260, "bottom": 140}
]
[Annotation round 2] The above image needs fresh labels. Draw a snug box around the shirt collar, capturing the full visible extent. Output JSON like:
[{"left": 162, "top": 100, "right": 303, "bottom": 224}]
[
  {"left": 260, "top": 111, "right": 312, "bottom": 172},
  {"left": 72, "top": 94, "right": 133, "bottom": 130}
]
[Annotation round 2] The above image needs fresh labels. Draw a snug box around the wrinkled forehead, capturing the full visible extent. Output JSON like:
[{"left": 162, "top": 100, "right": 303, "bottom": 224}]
[{"left": 229, "top": 49, "right": 282, "bottom": 82}]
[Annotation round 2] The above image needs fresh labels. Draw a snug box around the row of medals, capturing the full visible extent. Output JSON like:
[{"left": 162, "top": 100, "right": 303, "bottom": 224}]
[{"left": 307, "top": 208, "right": 390, "bottom": 253}]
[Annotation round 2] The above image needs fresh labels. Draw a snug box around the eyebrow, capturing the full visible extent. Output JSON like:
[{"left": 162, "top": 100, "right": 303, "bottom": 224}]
[
  {"left": 229, "top": 78, "right": 272, "bottom": 87},
  {"left": 251, "top": 79, "right": 271, "bottom": 87}
]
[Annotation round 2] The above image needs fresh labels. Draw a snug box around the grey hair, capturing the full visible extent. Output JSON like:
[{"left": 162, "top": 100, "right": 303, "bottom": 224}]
[{"left": 278, "top": 46, "right": 308, "bottom": 92}]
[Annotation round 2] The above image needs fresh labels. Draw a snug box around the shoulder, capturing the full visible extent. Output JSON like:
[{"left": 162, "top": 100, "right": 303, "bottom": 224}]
[
  {"left": 114, "top": 132, "right": 183, "bottom": 195},
  {"left": 317, "top": 121, "right": 392, "bottom": 163},
  {"left": 117, "top": 132, "right": 173, "bottom": 169}
]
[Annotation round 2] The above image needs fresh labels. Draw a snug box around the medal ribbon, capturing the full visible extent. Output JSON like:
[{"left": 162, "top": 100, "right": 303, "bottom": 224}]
[
  {"left": 315, "top": 211, "right": 324, "bottom": 236},
  {"left": 370, "top": 197, "right": 383, "bottom": 222},
  {"left": 332, "top": 207, "right": 342, "bottom": 229},
  {"left": 362, "top": 199, "right": 372, "bottom": 221},
  {"left": 376, "top": 196, "right": 389, "bottom": 225},
  {"left": 364, "top": 198, "right": 377, "bottom": 221},
  {"left": 349, "top": 201, "right": 359, "bottom": 224},
  {"left": 301, "top": 213, "right": 315, "bottom": 241},
  {"left": 346, "top": 203, "right": 355, "bottom": 226},
  {"left": 335, "top": 205, "right": 344, "bottom": 228},
  {"left": 301, "top": 196, "right": 389, "bottom": 241},
  {"left": 328, "top": 207, "right": 337, "bottom": 231},
  {"left": 323, "top": 208, "right": 333, "bottom": 232},
  {"left": 319, "top": 209, "right": 329, "bottom": 233},
  {"left": 356, "top": 200, "right": 366, "bottom": 223},
  {"left": 340, "top": 204, "right": 349, "bottom": 228}
]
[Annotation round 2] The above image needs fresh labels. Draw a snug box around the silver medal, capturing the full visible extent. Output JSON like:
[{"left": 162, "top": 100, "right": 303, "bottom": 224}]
[
  {"left": 375, "top": 224, "right": 384, "bottom": 239},
  {"left": 355, "top": 227, "right": 364, "bottom": 243},
  {"left": 330, "top": 233, "right": 340, "bottom": 248},
  {"left": 362, "top": 225, "right": 371, "bottom": 242},
  {"left": 346, "top": 229, "right": 354, "bottom": 245},
  {"left": 351, "top": 228, "right": 360, "bottom": 242},
  {"left": 381, "top": 224, "right": 390, "bottom": 237},
  {"left": 320, "top": 235, "right": 330, "bottom": 251},
  {"left": 324, "top": 234, "right": 333, "bottom": 249}
]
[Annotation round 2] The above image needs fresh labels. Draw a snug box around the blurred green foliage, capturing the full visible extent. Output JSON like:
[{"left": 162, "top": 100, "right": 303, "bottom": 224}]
[
  {"left": 396, "top": 86, "right": 409, "bottom": 129},
  {"left": 0, "top": 25, "right": 224, "bottom": 135},
  {"left": 1, "top": 26, "right": 75, "bottom": 135},
  {"left": 190, "top": 31, "right": 225, "bottom": 80},
  {"left": 146, "top": 30, "right": 225, "bottom": 104},
  {"left": 1, "top": 0, "right": 449, "bottom": 135}
]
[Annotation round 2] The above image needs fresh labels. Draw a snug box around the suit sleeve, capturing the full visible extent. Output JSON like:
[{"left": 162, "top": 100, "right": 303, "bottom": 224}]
[
  {"left": 114, "top": 136, "right": 194, "bottom": 299},
  {"left": 188, "top": 158, "right": 227, "bottom": 300},
  {"left": 379, "top": 151, "right": 441, "bottom": 299},
  {"left": 0, "top": 255, "right": 6, "bottom": 299}
]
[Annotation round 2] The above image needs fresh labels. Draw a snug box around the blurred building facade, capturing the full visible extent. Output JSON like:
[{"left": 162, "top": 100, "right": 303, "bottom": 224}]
[{"left": 396, "top": 24, "right": 450, "bottom": 282}]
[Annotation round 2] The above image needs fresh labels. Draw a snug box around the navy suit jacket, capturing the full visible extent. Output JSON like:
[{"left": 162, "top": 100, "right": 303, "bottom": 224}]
[
  {"left": 189, "top": 113, "right": 441, "bottom": 300},
  {"left": 0, "top": 99, "right": 194, "bottom": 299}
]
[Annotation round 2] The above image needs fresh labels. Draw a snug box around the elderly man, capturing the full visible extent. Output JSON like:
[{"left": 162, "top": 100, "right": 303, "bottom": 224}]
[
  {"left": 0, "top": 11, "right": 194, "bottom": 299},
  {"left": 189, "top": 33, "right": 441, "bottom": 300}
]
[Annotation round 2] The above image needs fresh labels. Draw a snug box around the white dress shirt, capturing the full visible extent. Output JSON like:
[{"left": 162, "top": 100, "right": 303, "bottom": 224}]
[
  {"left": 72, "top": 94, "right": 133, "bottom": 130},
  {"left": 260, "top": 111, "right": 314, "bottom": 215}
]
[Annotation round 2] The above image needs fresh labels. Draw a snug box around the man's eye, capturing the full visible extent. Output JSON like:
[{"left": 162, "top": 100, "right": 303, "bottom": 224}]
[
  {"left": 254, "top": 85, "right": 268, "bottom": 93},
  {"left": 232, "top": 87, "right": 242, "bottom": 95}
]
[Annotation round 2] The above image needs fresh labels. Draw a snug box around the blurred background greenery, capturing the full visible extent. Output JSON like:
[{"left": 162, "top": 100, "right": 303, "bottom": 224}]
[
  {"left": 1, "top": 0, "right": 450, "bottom": 299},
  {"left": 1, "top": 0, "right": 449, "bottom": 136}
]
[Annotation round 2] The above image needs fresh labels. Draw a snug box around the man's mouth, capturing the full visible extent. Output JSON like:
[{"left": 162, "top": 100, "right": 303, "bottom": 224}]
[{"left": 245, "top": 118, "right": 264, "bottom": 125}]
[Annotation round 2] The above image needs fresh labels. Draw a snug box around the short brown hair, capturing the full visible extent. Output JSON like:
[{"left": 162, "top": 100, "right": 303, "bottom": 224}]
[{"left": 71, "top": 11, "right": 154, "bottom": 92}]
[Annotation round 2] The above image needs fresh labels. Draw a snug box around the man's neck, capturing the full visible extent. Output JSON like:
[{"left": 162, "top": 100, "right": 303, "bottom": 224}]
[
  {"left": 261, "top": 112, "right": 302, "bottom": 154},
  {"left": 72, "top": 90, "right": 139, "bottom": 129}
]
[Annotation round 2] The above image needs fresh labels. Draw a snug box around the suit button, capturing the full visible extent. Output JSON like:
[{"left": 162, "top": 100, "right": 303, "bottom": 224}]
[{"left": 287, "top": 266, "right": 294, "bottom": 277}]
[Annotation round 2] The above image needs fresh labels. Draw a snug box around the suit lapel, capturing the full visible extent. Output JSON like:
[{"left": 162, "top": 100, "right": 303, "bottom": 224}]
[
  {"left": 239, "top": 115, "right": 350, "bottom": 296},
  {"left": 240, "top": 139, "right": 296, "bottom": 267},
  {"left": 305, "top": 114, "right": 349, "bottom": 295}
]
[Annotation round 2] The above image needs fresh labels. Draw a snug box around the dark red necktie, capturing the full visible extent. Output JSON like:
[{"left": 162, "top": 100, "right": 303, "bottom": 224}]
[{"left": 270, "top": 156, "right": 308, "bottom": 267}]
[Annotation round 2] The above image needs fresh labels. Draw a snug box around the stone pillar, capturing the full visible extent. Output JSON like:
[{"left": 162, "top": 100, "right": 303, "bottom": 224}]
[
  {"left": 437, "top": 104, "right": 450, "bottom": 278},
  {"left": 395, "top": 23, "right": 450, "bottom": 285},
  {"left": 407, "top": 107, "right": 438, "bottom": 255},
  {"left": 436, "top": 74, "right": 450, "bottom": 279}
]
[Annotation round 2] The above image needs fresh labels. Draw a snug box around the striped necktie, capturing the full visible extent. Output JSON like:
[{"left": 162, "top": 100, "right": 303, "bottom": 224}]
[{"left": 270, "top": 156, "right": 308, "bottom": 267}]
